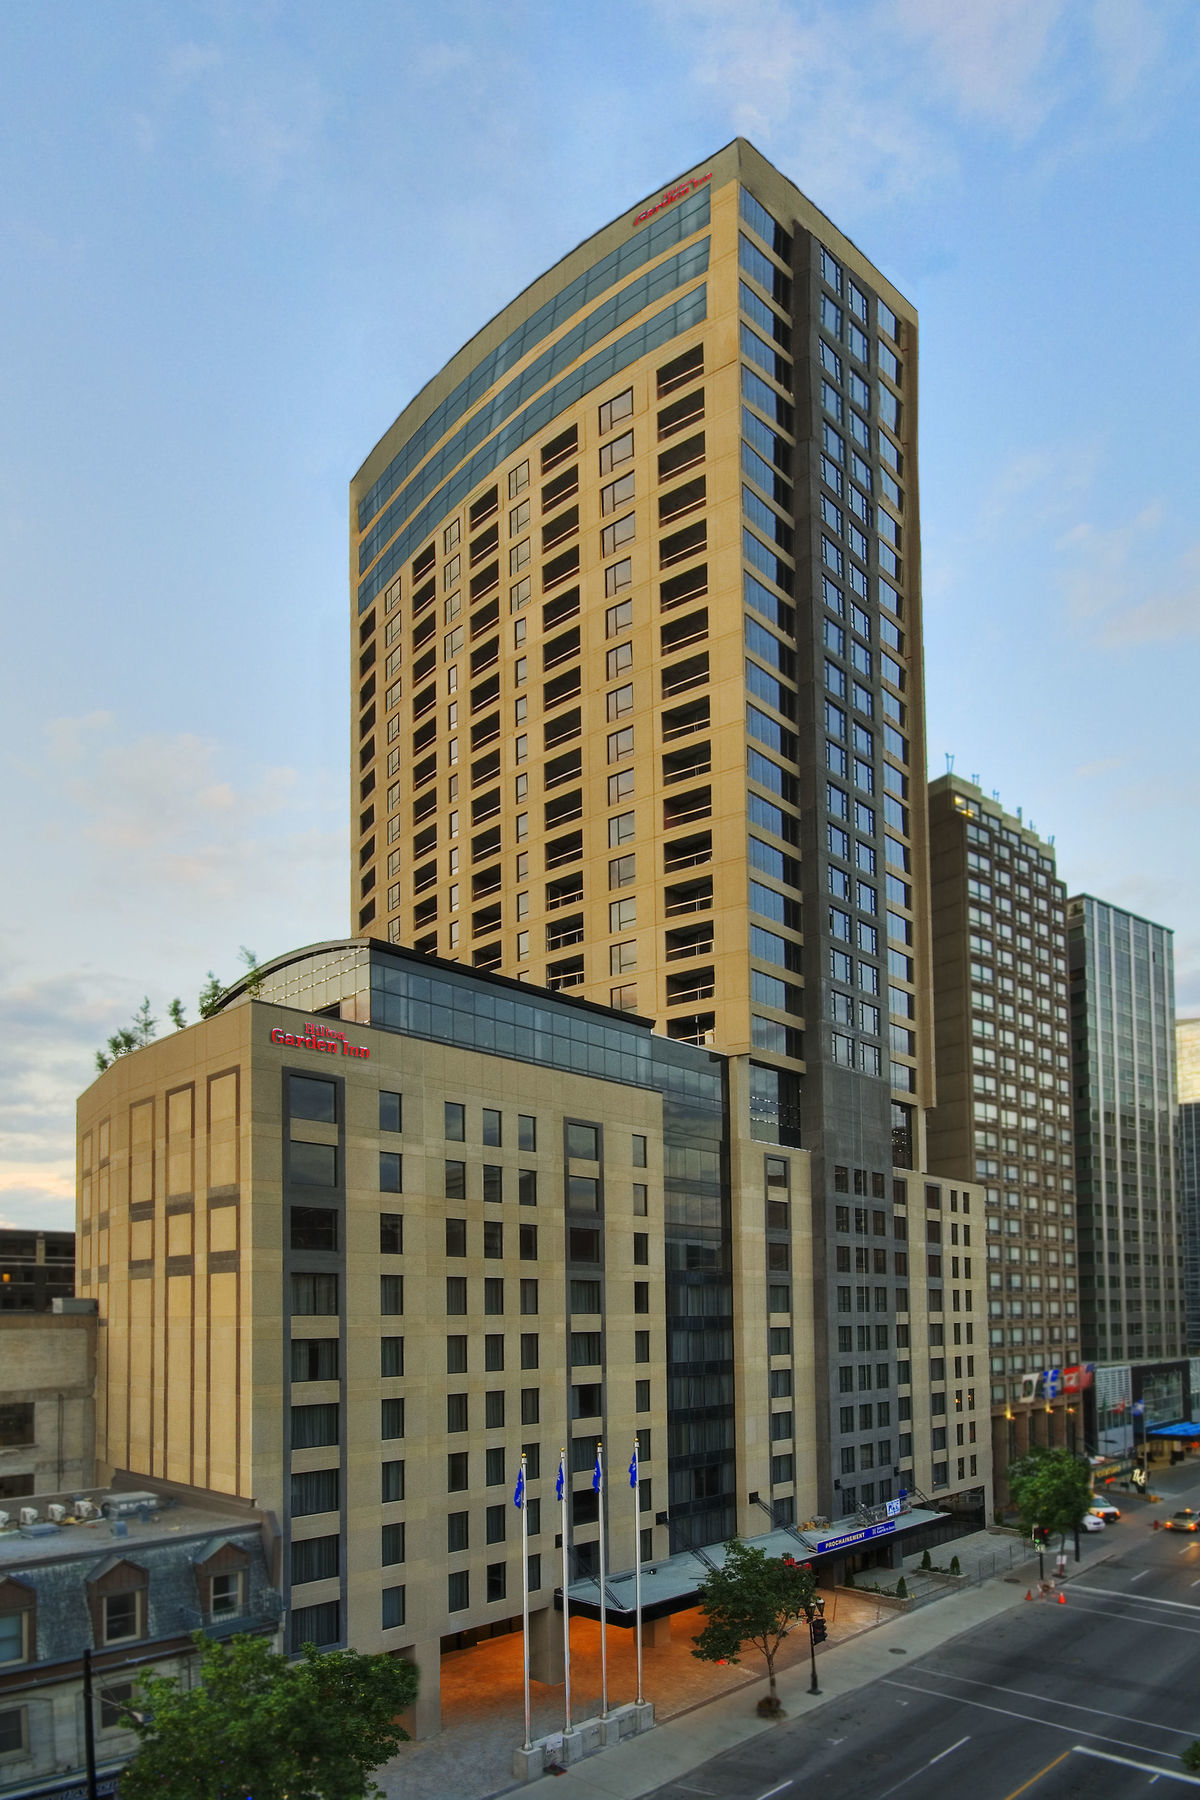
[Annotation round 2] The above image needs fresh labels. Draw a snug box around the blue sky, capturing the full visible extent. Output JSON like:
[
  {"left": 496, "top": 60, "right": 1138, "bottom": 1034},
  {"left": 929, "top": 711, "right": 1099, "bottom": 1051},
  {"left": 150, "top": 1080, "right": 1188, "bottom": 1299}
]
[{"left": 3, "top": 0, "right": 1199, "bottom": 1228}]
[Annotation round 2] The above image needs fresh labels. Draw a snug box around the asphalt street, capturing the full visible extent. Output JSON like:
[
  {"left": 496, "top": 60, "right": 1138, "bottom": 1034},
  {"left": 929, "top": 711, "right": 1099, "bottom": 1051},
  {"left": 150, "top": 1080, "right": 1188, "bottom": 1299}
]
[{"left": 646, "top": 1466, "right": 1200, "bottom": 1800}]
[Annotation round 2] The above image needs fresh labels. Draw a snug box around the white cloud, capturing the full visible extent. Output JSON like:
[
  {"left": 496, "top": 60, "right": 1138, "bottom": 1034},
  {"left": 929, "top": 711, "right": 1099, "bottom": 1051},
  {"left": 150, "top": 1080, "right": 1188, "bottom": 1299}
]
[
  {"left": 0, "top": 716, "right": 347, "bottom": 1229},
  {"left": 1055, "top": 506, "right": 1200, "bottom": 646},
  {"left": 892, "top": 0, "right": 1067, "bottom": 134}
]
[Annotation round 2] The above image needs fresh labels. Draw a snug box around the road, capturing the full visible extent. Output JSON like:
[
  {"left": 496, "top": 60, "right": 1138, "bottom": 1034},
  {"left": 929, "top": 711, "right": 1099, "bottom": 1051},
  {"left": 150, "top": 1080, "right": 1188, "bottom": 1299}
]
[{"left": 646, "top": 1467, "right": 1200, "bottom": 1799}]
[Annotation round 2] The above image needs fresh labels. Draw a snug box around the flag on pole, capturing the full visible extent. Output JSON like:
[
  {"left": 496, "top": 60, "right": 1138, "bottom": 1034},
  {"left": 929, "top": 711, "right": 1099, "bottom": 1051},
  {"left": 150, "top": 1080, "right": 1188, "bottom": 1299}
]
[
  {"left": 629, "top": 1443, "right": 639, "bottom": 1489},
  {"left": 593, "top": 1447, "right": 603, "bottom": 1493},
  {"left": 556, "top": 1454, "right": 565, "bottom": 1501},
  {"left": 513, "top": 1465, "right": 525, "bottom": 1509}
]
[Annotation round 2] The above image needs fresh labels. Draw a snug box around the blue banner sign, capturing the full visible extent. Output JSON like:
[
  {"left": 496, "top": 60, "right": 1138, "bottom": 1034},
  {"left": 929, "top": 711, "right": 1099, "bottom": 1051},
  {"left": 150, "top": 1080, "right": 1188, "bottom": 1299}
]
[{"left": 813, "top": 1520, "right": 897, "bottom": 1555}]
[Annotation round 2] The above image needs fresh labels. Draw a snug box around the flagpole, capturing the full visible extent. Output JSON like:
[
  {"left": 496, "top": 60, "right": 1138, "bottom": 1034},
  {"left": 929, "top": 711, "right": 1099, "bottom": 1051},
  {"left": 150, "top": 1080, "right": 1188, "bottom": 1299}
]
[
  {"left": 559, "top": 1448, "right": 572, "bottom": 1735},
  {"left": 632, "top": 1435, "right": 643, "bottom": 1706},
  {"left": 519, "top": 1452, "right": 531, "bottom": 1751},
  {"left": 596, "top": 1440, "right": 608, "bottom": 1720}
]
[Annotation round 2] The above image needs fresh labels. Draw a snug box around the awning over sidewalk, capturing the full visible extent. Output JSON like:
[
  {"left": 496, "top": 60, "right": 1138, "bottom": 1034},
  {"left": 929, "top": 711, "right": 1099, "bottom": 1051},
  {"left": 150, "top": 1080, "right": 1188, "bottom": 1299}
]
[
  {"left": 1147, "top": 1421, "right": 1200, "bottom": 1438},
  {"left": 560, "top": 1508, "right": 943, "bottom": 1625}
]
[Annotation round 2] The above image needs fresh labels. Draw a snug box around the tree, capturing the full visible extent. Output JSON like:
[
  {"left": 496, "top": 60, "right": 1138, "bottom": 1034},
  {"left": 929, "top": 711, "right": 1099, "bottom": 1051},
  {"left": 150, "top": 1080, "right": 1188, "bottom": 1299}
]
[
  {"left": 168, "top": 998, "right": 187, "bottom": 1031},
  {"left": 692, "top": 1539, "right": 817, "bottom": 1709},
  {"left": 118, "top": 1631, "right": 418, "bottom": 1800},
  {"left": 1007, "top": 1446, "right": 1093, "bottom": 1554},
  {"left": 131, "top": 997, "right": 157, "bottom": 1047},
  {"left": 197, "top": 972, "right": 224, "bottom": 1019},
  {"left": 238, "top": 946, "right": 263, "bottom": 997}
]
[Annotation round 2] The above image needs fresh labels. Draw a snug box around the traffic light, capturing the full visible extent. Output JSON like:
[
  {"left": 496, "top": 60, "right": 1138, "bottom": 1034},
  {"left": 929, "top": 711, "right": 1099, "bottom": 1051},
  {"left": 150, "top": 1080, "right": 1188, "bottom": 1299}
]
[
  {"left": 810, "top": 1615, "right": 828, "bottom": 1644},
  {"left": 1033, "top": 1525, "right": 1050, "bottom": 1550}
]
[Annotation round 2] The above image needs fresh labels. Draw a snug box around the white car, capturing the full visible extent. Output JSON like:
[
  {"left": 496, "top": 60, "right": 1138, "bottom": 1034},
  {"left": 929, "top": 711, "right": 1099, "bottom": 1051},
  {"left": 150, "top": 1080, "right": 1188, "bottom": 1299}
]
[
  {"left": 1089, "top": 1502, "right": 1121, "bottom": 1523},
  {"left": 1081, "top": 1512, "right": 1106, "bottom": 1532}
]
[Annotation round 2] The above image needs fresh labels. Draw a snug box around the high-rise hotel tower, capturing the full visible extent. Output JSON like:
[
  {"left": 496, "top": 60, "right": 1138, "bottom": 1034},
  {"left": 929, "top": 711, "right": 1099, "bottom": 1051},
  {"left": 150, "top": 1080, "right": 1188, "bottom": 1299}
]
[{"left": 350, "top": 142, "right": 988, "bottom": 1520}]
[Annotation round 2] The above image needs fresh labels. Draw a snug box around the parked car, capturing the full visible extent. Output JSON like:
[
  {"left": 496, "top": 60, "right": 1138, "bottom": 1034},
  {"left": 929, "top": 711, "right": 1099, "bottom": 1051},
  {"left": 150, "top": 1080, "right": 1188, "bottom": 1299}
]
[
  {"left": 1081, "top": 1512, "right": 1107, "bottom": 1532},
  {"left": 1164, "top": 1508, "right": 1200, "bottom": 1533},
  {"left": 1089, "top": 1501, "right": 1121, "bottom": 1522}
]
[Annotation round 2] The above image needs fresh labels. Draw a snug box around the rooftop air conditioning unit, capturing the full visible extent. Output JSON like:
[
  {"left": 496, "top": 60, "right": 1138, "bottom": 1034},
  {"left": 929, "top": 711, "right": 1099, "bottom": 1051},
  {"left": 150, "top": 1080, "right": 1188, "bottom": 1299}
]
[
  {"left": 18, "top": 1508, "right": 38, "bottom": 1527},
  {"left": 0, "top": 1512, "right": 10, "bottom": 1530},
  {"left": 74, "top": 1499, "right": 98, "bottom": 1521},
  {"left": 47, "top": 1504, "right": 67, "bottom": 1523}
]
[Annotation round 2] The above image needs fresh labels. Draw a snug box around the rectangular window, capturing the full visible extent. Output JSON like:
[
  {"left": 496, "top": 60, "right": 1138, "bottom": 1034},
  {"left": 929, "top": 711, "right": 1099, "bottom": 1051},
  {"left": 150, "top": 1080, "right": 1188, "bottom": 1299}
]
[
  {"left": 381, "top": 1398, "right": 405, "bottom": 1440},
  {"left": 382, "top": 1460, "right": 405, "bottom": 1502},
  {"left": 291, "top": 1468, "right": 339, "bottom": 1516}
]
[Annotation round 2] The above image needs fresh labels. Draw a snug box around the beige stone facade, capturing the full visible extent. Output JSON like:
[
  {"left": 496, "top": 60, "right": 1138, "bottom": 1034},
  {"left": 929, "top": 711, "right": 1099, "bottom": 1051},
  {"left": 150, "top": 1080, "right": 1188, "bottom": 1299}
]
[
  {"left": 0, "top": 1314, "right": 95, "bottom": 1503},
  {"left": 926, "top": 775, "right": 1080, "bottom": 1504}
]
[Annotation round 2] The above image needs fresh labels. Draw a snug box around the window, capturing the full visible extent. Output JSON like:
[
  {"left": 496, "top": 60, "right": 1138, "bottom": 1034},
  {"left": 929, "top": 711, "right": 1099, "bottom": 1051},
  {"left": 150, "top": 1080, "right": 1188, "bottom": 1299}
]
[
  {"left": 290, "top": 1142, "right": 337, "bottom": 1189},
  {"left": 291, "top": 1338, "right": 338, "bottom": 1382},
  {"left": 289, "top": 1600, "right": 339, "bottom": 1650},
  {"left": 380, "top": 1212, "right": 403, "bottom": 1255},
  {"left": 98, "top": 1681, "right": 135, "bottom": 1731},
  {"left": 606, "top": 598, "right": 633, "bottom": 637},
  {"left": 379, "top": 1091, "right": 401, "bottom": 1133},
  {"left": 102, "top": 1589, "right": 144, "bottom": 1644},
  {"left": 289, "top": 1076, "right": 336, "bottom": 1123},
  {"left": 518, "top": 1114, "right": 537, "bottom": 1151},
  {"left": 483, "top": 1166, "right": 503, "bottom": 1206},
  {"left": 382, "top": 1460, "right": 405, "bottom": 1502},
  {"left": 599, "top": 388, "right": 634, "bottom": 434},
  {"left": 292, "top": 1468, "right": 339, "bottom": 1516},
  {"left": 291, "top": 1403, "right": 339, "bottom": 1449},
  {"left": 446, "top": 1276, "right": 467, "bottom": 1315},
  {"left": 291, "top": 1273, "right": 337, "bottom": 1316},
  {"left": 607, "top": 685, "right": 634, "bottom": 721},
  {"left": 380, "top": 1274, "right": 403, "bottom": 1315},
  {"left": 381, "top": 1336, "right": 404, "bottom": 1377},
  {"left": 448, "top": 1570, "right": 470, "bottom": 1612},
  {"left": 482, "top": 1107, "right": 502, "bottom": 1146},
  {"left": 609, "top": 811, "right": 635, "bottom": 846},
  {"left": 382, "top": 1585, "right": 406, "bottom": 1630},
  {"left": 444, "top": 1101, "right": 465, "bottom": 1140},
  {"left": 519, "top": 1170, "right": 538, "bottom": 1207},
  {"left": 379, "top": 1152, "right": 402, "bottom": 1193},
  {"left": 381, "top": 1397, "right": 405, "bottom": 1439},
  {"left": 600, "top": 430, "right": 634, "bottom": 473}
]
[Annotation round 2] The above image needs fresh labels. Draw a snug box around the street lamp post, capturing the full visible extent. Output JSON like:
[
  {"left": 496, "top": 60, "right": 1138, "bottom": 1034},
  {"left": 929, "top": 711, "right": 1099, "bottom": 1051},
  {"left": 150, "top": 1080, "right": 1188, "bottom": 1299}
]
[{"left": 806, "top": 1595, "right": 826, "bottom": 1695}]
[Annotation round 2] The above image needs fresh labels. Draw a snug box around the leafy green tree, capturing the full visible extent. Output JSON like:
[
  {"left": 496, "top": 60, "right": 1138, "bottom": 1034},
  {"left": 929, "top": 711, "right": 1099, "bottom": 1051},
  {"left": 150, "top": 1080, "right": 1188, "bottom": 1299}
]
[
  {"left": 1182, "top": 1741, "right": 1200, "bottom": 1772},
  {"left": 168, "top": 998, "right": 187, "bottom": 1030},
  {"left": 238, "top": 946, "right": 263, "bottom": 997},
  {"left": 131, "top": 997, "right": 157, "bottom": 1047},
  {"left": 692, "top": 1539, "right": 817, "bottom": 1708},
  {"left": 1007, "top": 1445, "right": 1093, "bottom": 1553},
  {"left": 197, "top": 972, "right": 224, "bottom": 1019},
  {"left": 118, "top": 1631, "right": 418, "bottom": 1800}
]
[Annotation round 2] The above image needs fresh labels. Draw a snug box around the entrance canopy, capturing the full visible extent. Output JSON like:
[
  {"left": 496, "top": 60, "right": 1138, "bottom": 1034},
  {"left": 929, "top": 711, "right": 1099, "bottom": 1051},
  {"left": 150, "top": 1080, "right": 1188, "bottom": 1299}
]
[
  {"left": 561, "top": 1508, "right": 942, "bottom": 1625},
  {"left": 1148, "top": 1421, "right": 1200, "bottom": 1439}
]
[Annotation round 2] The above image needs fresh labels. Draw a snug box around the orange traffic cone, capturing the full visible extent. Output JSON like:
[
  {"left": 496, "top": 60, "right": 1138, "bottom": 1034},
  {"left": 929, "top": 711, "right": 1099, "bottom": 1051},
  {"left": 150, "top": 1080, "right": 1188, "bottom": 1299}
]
[
  {"left": 1025, "top": 1589, "right": 1033, "bottom": 1601},
  {"left": 1057, "top": 1591, "right": 1066, "bottom": 1604}
]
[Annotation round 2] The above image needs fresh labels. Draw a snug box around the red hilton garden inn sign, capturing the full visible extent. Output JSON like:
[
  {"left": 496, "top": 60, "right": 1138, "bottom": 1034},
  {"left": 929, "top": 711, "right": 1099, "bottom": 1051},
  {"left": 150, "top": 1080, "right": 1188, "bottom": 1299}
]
[
  {"left": 270, "top": 1021, "right": 370, "bottom": 1060},
  {"left": 633, "top": 171, "right": 711, "bottom": 226}
]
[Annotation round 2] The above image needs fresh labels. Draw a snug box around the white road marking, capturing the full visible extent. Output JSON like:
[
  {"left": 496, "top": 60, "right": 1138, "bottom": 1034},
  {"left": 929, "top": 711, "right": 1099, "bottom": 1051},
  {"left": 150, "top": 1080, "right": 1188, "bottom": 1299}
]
[
  {"left": 1129, "top": 1569, "right": 1149, "bottom": 1581},
  {"left": 1071, "top": 1584, "right": 1200, "bottom": 1613},
  {"left": 1050, "top": 1599, "right": 1200, "bottom": 1637},
  {"left": 1072, "top": 1745, "right": 1200, "bottom": 1786},
  {"left": 907, "top": 1667, "right": 1190, "bottom": 1736},
  {"left": 874, "top": 1733, "right": 970, "bottom": 1798},
  {"left": 882, "top": 1680, "right": 1179, "bottom": 1756},
  {"left": 755, "top": 1783, "right": 793, "bottom": 1800}
]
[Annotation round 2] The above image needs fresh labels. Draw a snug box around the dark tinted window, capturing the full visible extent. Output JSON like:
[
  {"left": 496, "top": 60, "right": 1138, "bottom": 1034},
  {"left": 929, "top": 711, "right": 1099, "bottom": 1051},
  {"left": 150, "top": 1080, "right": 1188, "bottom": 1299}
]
[
  {"left": 289, "top": 1077, "right": 336, "bottom": 1122},
  {"left": 290, "top": 1142, "right": 337, "bottom": 1188},
  {"left": 379, "top": 1091, "right": 402, "bottom": 1133},
  {"left": 290, "top": 1206, "right": 338, "bottom": 1252}
]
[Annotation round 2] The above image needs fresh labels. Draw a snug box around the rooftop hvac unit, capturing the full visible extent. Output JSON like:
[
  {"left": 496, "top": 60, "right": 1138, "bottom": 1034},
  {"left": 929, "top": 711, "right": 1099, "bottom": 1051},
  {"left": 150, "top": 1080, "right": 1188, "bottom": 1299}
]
[
  {"left": 101, "top": 1492, "right": 161, "bottom": 1519},
  {"left": 74, "top": 1499, "right": 98, "bottom": 1521},
  {"left": 0, "top": 1512, "right": 9, "bottom": 1530},
  {"left": 18, "top": 1508, "right": 38, "bottom": 1527},
  {"left": 47, "top": 1504, "right": 67, "bottom": 1523}
]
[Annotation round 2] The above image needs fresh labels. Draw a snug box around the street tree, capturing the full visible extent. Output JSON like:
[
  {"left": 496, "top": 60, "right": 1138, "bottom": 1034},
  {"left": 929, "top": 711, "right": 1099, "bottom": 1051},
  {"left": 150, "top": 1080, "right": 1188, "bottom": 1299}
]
[
  {"left": 692, "top": 1538, "right": 817, "bottom": 1710},
  {"left": 118, "top": 1631, "right": 418, "bottom": 1800},
  {"left": 1007, "top": 1445, "right": 1093, "bottom": 1555}
]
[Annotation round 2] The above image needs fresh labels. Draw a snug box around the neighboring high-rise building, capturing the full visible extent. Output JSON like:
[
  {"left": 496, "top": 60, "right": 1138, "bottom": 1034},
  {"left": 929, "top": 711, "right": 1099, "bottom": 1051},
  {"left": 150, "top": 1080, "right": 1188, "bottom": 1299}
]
[
  {"left": 926, "top": 777, "right": 1080, "bottom": 1496},
  {"left": 349, "top": 141, "right": 985, "bottom": 1523},
  {"left": 1068, "top": 897, "right": 1182, "bottom": 1365},
  {"left": 1176, "top": 1016, "right": 1200, "bottom": 1351},
  {"left": 75, "top": 941, "right": 979, "bottom": 1738}
]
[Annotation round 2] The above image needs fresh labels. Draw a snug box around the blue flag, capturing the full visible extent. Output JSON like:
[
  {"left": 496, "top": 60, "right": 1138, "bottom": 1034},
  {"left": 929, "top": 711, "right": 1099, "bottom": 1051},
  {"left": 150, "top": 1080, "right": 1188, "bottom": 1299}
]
[
  {"left": 629, "top": 1446, "right": 638, "bottom": 1490},
  {"left": 593, "top": 1447, "right": 603, "bottom": 1493},
  {"left": 556, "top": 1456, "right": 565, "bottom": 1502},
  {"left": 513, "top": 1465, "right": 525, "bottom": 1509}
]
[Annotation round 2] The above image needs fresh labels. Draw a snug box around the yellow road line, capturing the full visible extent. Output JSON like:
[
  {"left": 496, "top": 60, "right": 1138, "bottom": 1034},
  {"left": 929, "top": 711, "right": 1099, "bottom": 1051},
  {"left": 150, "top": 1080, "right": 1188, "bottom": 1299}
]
[{"left": 999, "top": 1749, "right": 1070, "bottom": 1800}]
